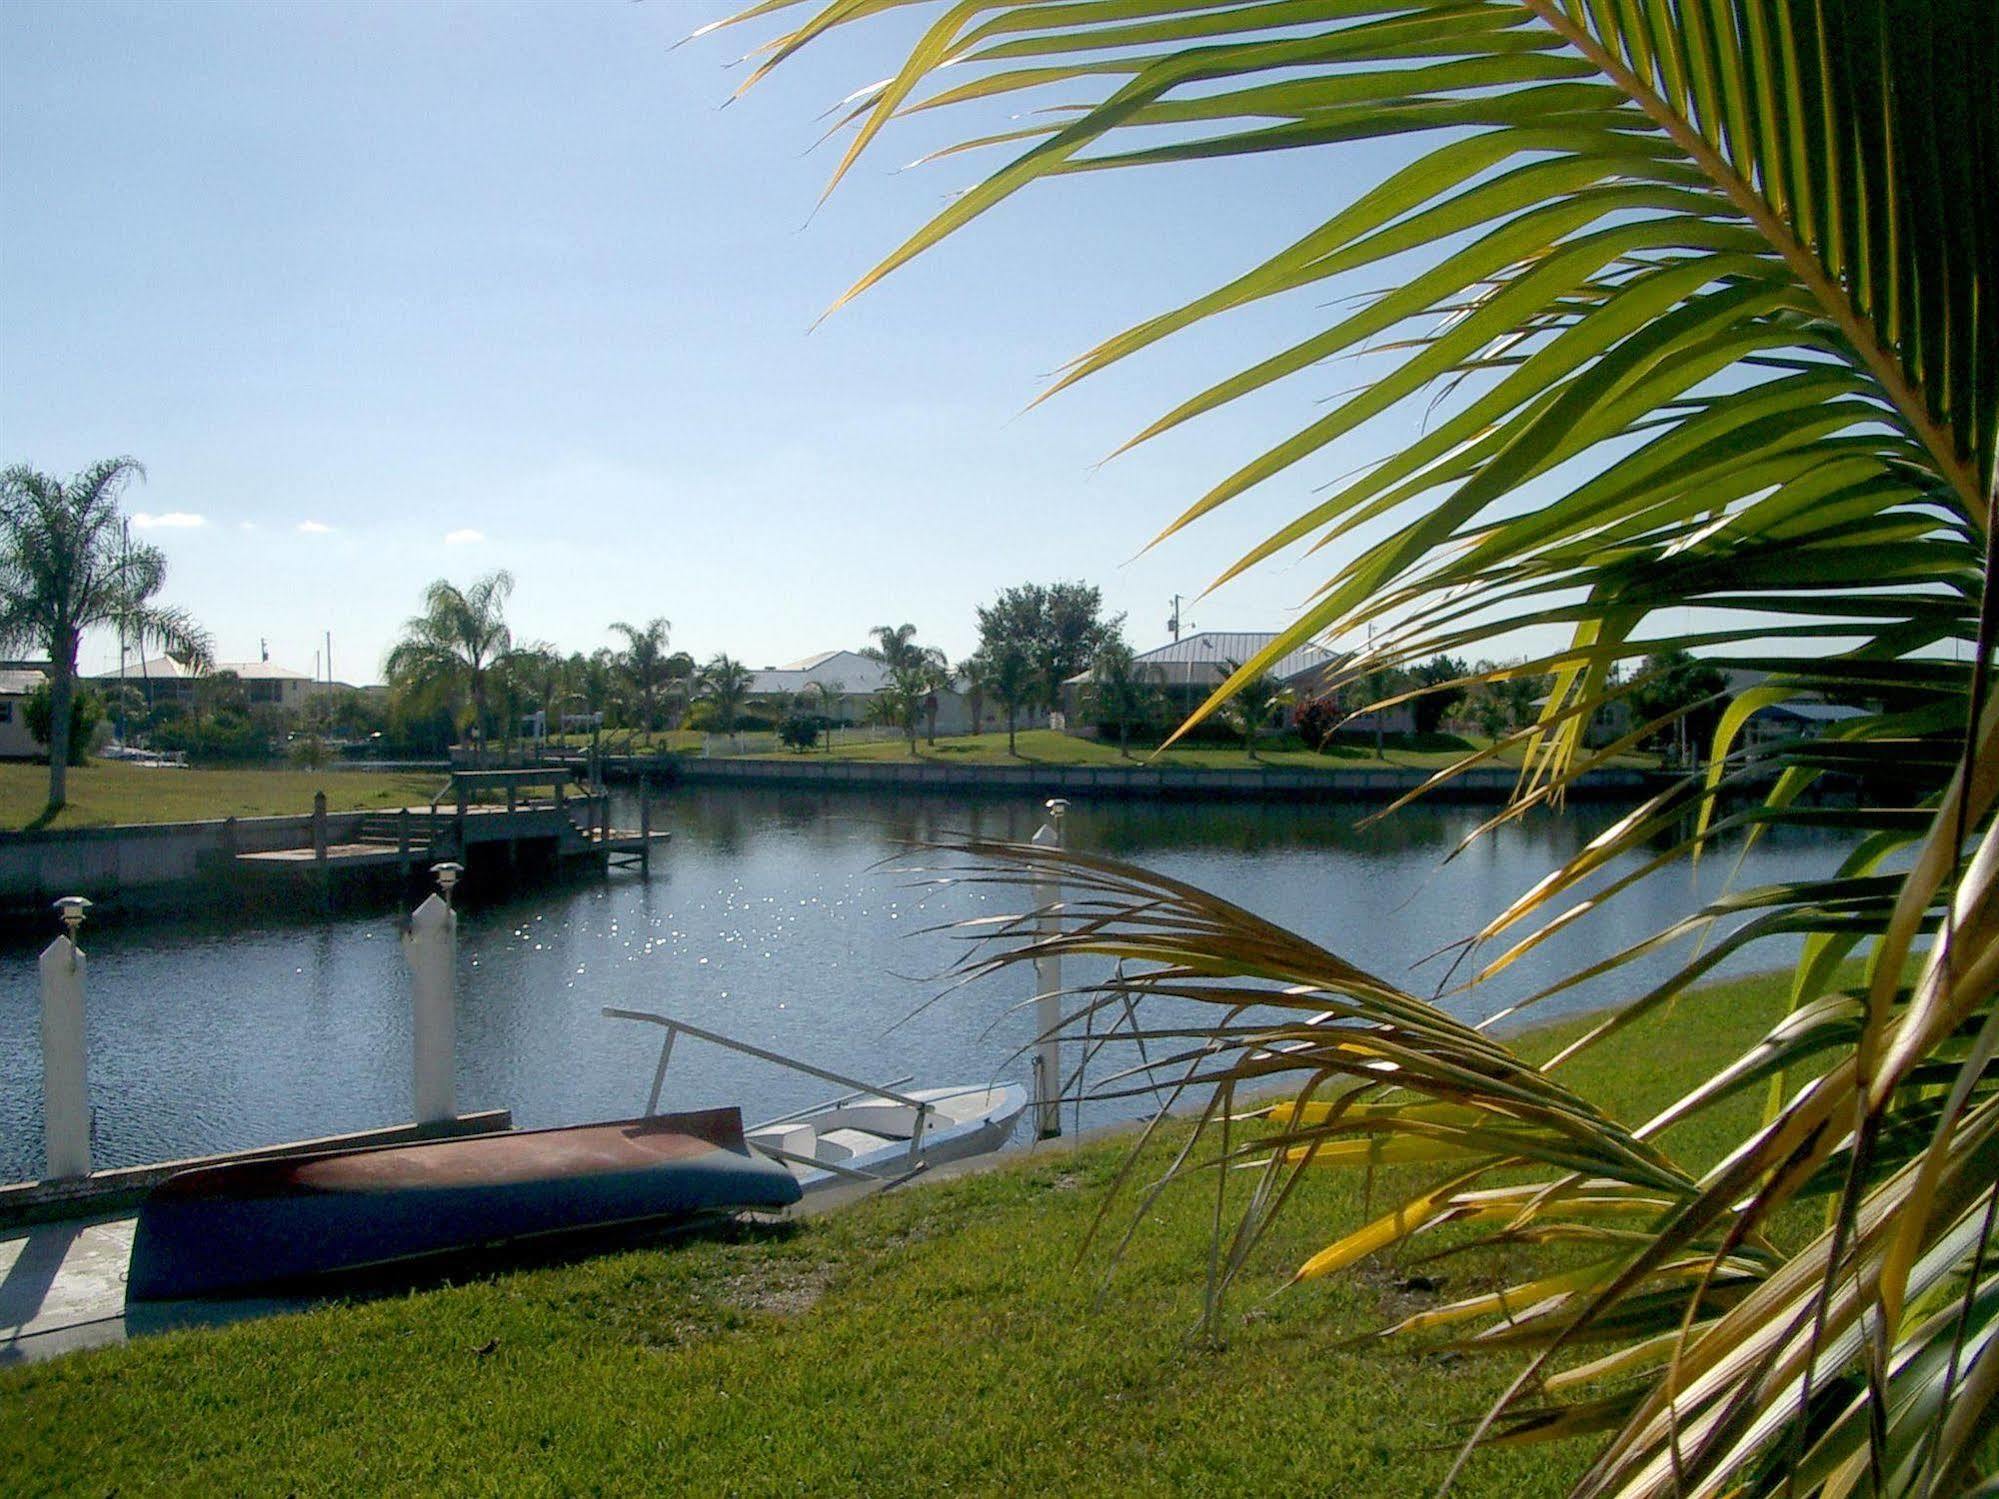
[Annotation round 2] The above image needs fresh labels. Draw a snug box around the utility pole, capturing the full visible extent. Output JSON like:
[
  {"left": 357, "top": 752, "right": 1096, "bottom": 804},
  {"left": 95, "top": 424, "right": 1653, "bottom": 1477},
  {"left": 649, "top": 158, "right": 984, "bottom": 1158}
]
[{"left": 1167, "top": 594, "right": 1186, "bottom": 643}]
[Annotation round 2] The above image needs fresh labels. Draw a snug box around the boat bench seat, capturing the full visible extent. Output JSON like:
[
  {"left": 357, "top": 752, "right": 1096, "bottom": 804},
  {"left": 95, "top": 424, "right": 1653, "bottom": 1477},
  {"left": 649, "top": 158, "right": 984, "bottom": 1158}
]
[
  {"left": 815, "top": 1102, "right": 932, "bottom": 1139},
  {"left": 747, "top": 1123, "right": 817, "bottom": 1161}
]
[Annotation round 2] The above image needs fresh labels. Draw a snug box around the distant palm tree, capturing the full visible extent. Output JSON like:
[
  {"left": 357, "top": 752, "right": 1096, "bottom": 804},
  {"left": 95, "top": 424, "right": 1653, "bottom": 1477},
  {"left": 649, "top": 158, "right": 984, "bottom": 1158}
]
[
  {"left": 862, "top": 623, "right": 947, "bottom": 755},
  {"left": 810, "top": 677, "right": 845, "bottom": 752},
  {"left": 0, "top": 458, "right": 211, "bottom": 809},
  {"left": 966, "top": 643, "right": 1036, "bottom": 757},
  {"left": 610, "top": 617, "right": 675, "bottom": 737},
  {"left": 1218, "top": 658, "right": 1292, "bottom": 762},
  {"left": 384, "top": 571, "right": 513, "bottom": 765},
  {"left": 698, "top": 653, "right": 755, "bottom": 742},
  {"left": 509, "top": 641, "right": 568, "bottom": 745},
  {"left": 1087, "top": 640, "right": 1161, "bottom": 759}
]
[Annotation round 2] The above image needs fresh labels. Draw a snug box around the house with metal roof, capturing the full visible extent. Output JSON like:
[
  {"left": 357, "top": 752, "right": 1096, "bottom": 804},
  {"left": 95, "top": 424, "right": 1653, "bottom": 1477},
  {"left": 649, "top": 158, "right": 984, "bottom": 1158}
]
[{"left": 1063, "top": 631, "right": 1415, "bottom": 735}]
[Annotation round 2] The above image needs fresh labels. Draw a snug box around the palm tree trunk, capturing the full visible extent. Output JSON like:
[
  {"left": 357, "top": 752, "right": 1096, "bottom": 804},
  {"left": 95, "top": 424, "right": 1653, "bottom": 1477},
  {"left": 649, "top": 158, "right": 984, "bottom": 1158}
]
[
  {"left": 1007, "top": 708, "right": 1017, "bottom": 757},
  {"left": 46, "top": 632, "right": 79, "bottom": 810}
]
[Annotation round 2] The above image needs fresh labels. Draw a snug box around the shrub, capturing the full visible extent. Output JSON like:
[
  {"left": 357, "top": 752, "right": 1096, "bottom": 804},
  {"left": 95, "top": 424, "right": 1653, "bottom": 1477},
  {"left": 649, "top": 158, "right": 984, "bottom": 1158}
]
[
  {"left": 777, "top": 712, "right": 821, "bottom": 752},
  {"left": 24, "top": 682, "right": 105, "bottom": 766}
]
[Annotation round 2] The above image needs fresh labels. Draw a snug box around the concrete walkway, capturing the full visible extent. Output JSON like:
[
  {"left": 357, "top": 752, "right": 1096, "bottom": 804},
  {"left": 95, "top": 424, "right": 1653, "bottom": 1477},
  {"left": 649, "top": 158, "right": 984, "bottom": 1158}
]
[{"left": 0, "top": 1214, "right": 310, "bottom": 1365}]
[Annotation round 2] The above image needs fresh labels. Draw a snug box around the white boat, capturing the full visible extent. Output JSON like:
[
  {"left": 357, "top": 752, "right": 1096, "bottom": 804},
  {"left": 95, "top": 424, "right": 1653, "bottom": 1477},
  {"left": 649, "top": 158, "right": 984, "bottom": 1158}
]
[{"left": 603, "top": 1008, "right": 1028, "bottom": 1194}]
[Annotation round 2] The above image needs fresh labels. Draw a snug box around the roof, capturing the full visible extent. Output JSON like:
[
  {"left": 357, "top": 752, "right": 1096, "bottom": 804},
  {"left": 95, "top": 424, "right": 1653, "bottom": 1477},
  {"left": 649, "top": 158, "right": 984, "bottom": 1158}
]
[
  {"left": 1754, "top": 701, "right": 1871, "bottom": 723},
  {"left": 96, "top": 658, "right": 332, "bottom": 684},
  {"left": 0, "top": 668, "right": 46, "bottom": 696},
  {"left": 1068, "top": 631, "right": 1340, "bottom": 685},
  {"left": 750, "top": 650, "right": 890, "bottom": 698}
]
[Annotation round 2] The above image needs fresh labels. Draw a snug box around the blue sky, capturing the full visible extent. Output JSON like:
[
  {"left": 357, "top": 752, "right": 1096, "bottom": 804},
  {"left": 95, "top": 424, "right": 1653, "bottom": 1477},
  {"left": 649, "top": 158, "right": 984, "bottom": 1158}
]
[{"left": 4, "top": 0, "right": 1435, "bottom": 683}]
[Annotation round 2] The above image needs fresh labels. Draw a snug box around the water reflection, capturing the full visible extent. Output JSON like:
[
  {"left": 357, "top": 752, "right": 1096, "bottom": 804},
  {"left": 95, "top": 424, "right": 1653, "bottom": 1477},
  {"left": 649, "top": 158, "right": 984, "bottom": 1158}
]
[{"left": 0, "top": 787, "right": 1854, "bottom": 1181}]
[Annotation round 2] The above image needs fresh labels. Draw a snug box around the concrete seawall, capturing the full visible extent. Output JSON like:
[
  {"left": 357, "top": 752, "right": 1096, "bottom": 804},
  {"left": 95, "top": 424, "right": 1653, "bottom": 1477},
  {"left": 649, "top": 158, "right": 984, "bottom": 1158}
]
[
  {"left": 0, "top": 811, "right": 371, "bottom": 921},
  {"left": 669, "top": 755, "right": 1649, "bottom": 801}
]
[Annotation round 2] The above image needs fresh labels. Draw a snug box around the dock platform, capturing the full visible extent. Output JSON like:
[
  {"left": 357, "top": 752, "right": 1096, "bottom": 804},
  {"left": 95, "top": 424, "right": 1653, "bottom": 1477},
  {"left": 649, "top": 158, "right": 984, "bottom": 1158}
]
[{"left": 231, "top": 769, "right": 667, "bottom": 897}]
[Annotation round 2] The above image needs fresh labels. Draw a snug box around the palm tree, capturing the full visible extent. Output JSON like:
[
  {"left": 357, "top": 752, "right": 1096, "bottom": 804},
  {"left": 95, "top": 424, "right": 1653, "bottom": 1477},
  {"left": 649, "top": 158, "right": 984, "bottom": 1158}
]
[
  {"left": 962, "top": 646, "right": 1034, "bottom": 756},
  {"left": 1218, "top": 658, "right": 1293, "bottom": 762},
  {"left": 610, "top": 617, "right": 674, "bottom": 740},
  {"left": 698, "top": 653, "right": 755, "bottom": 742},
  {"left": 0, "top": 458, "right": 211, "bottom": 809},
  {"left": 383, "top": 571, "right": 513, "bottom": 766},
  {"left": 1086, "top": 640, "right": 1160, "bottom": 760},
  {"left": 508, "top": 642, "right": 568, "bottom": 747},
  {"left": 728, "top": 4, "right": 1999, "bottom": 1490},
  {"left": 809, "top": 677, "right": 846, "bottom": 751},
  {"left": 862, "top": 623, "right": 948, "bottom": 755}
]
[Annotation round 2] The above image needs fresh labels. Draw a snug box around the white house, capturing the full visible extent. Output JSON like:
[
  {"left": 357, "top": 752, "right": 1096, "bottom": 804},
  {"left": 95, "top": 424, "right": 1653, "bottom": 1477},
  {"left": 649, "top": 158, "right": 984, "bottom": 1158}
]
[
  {"left": 0, "top": 663, "right": 48, "bottom": 759},
  {"left": 92, "top": 657, "right": 352, "bottom": 714},
  {"left": 748, "top": 650, "right": 979, "bottom": 735},
  {"left": 1743, "top": 699, "right": 1871, "bottom": 751},
  {"left": 1064, "top": 631, "right": 1415, "bottom": 734}
]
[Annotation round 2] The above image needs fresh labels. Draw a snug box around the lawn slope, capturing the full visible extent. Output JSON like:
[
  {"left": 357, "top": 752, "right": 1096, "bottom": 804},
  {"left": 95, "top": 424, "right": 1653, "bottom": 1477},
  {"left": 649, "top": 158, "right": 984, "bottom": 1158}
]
[{"left": 0, "top": 971, "right": 1794, "bottom": 1496}]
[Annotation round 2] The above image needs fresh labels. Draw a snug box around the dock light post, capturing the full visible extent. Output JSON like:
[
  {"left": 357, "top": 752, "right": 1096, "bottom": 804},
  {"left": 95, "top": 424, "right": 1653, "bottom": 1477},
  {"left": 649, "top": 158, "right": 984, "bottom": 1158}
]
[
  {"left": 1031, "top": 799, "right": 1069, "bottom": 1140},
  {"left": 39, "top": 896, "right": 93, "bottom": 1179},
  {"left": 404, "top": 863, "right": 462, "bottom": 1125}
]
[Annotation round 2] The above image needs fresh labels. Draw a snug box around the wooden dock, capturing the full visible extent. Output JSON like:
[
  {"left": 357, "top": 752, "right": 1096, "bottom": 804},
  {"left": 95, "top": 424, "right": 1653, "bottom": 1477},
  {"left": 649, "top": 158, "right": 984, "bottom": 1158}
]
[{"left": 233, "top": 769, "right": 668, "bottom": 898}]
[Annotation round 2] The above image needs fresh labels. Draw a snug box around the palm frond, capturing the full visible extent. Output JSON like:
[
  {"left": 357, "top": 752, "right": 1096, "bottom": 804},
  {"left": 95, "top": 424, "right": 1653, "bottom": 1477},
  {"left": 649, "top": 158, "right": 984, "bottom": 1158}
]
[{"left": 717, "top": 1, "right": 1999, "bottom": 1490}]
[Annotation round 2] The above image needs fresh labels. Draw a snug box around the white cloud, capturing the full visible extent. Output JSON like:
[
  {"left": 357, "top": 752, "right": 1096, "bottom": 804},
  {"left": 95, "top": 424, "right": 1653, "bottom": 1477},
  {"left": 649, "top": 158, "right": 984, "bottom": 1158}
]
[
  {"left": 443, "top": 528, "right": 485, "bottom": 545},
  {"left": 131, "top": 511, "right": 206, "bottom": 530},
  {"left": 238, "top": 521, "right": 257, "bottom": 532},
  {"left": 296, "top": 520, "right": 334, "bottom": 534}
]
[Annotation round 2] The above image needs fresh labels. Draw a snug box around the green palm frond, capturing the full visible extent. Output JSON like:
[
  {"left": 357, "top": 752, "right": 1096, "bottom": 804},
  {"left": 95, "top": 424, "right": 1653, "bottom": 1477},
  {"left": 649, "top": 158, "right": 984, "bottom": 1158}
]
[{"left": 718, "top": 1, "right": 1998, "bottom": 1491}]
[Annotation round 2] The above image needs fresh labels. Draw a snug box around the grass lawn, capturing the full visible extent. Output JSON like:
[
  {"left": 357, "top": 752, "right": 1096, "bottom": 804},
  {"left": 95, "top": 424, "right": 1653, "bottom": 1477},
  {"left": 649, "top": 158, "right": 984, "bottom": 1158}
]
[
  {"left": 0, "top": 763, "right": 446, "bottom": 832},
  {"left": 747, "top": 726, "right": 1486, "bottom": 771},
  {"left": 0, "top": 969, "right": 1797, "bottom": 1496}
]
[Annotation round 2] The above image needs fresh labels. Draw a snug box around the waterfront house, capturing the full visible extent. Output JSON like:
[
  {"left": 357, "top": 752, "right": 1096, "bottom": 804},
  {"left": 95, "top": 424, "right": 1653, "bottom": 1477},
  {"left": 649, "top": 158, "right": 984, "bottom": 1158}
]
[
  {"left": 1063, "top": 631, "right": 1415, "bottom": 735},
  {"left": 0, "top": 662, "right": 48, "bottom": 759},
  {"left": 1743, "top": 699, "right": 1871, "bottom": 751},
  {"left": 91, "top": 657, "right": 353, "bottom": 714},
  {"left": 748, "top": 650, "right": 978, "bottom": 735}
]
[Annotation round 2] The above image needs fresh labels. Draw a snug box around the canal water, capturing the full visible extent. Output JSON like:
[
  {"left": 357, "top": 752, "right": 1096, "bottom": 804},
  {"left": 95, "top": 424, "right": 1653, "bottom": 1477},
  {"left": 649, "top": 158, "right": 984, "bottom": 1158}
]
[{"left": 0, "top": 787, "right": 1857, "bottom": 1183}]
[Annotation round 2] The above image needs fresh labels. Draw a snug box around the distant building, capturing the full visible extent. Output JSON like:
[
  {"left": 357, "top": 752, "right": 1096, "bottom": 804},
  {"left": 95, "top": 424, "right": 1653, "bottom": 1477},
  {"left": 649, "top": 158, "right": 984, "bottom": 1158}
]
[
  {"left": 747, "top": 650, "right": 978, "bottom": 735},
  {"left": 0, "top": 662, "right": 49, "bottom": 759},
  {"left": 1063, "top": 630, "right": 1415, "bottom": 734},
  {"left": 91, "top": 657, "right": 353, "bottom": 714},
  {"left": 1743, "top": 699, "right": 1871, "bottom": 751}
]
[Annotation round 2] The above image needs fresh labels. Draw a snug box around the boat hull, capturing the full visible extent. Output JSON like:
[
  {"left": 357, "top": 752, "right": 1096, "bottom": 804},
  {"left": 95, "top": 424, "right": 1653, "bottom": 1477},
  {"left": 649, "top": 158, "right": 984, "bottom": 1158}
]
[{"left": 127, "top": 1107, "right": 800, "bottom": 1302}]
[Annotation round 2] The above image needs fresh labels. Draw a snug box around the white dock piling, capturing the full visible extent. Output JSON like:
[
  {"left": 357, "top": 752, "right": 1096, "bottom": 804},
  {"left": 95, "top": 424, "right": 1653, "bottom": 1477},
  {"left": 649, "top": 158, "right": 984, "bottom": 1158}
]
[
  {"left": 1030, "top": 799, "right": 1069, "bottom": 1140},
  {"left": 403, "top": 863, "right": 461, "bottom": 1124},
  {"left": 39, "top": 897, "right": 93, "bottom": 1179}
]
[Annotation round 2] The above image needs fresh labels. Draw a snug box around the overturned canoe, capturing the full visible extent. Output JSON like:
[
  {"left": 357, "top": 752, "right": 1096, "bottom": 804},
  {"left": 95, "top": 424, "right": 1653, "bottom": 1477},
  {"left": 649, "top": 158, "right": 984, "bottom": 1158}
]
[{"left": 126, "top": 1107, "right": 800, "bottom": 1301}]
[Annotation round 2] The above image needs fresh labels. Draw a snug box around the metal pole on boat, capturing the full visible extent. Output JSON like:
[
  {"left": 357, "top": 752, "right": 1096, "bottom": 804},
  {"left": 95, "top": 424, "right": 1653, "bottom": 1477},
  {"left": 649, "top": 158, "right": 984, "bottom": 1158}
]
[
  {"left": 39, "top": 897, "right": 93, "bottom": 1178},
  {"left": 404, "top": 863, "right": 461, "bottom": 1125},
  {"left": 1030, "top": 798, "right": 1068, "bottom": 1140}
]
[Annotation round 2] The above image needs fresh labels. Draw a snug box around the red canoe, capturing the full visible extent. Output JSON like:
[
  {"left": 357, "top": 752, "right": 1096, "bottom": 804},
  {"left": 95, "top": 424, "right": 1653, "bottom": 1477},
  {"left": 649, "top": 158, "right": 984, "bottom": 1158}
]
[{"left": 126, "top": 1106, "right": 803, "bottom": 1301}]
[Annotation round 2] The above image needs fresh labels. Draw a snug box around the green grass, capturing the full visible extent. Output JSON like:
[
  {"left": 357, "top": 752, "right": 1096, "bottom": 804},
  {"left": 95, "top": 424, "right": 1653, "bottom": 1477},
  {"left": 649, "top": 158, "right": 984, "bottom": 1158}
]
[
  {"left": 0, "top": 763, "right": 446, "bottom": 832},
  {"left": 0, "top": 969, "right": 1799, "bottom": 1496},
  {"left": 746, "top": 727, "right": 1584, "bottom": 772}
]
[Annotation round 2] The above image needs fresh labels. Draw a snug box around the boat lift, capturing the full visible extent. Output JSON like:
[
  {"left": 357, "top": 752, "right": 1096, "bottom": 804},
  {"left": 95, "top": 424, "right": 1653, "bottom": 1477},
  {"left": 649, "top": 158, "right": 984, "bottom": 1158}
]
[{"left": 603, "top": 1008, "right": 938, "bottom": 1184}]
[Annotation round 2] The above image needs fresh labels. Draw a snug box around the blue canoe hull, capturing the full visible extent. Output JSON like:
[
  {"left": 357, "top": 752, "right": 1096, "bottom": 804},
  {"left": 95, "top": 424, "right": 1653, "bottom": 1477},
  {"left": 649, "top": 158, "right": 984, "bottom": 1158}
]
[{"left": 127, "top": 1107, "right": 801, "bottom": 1302}]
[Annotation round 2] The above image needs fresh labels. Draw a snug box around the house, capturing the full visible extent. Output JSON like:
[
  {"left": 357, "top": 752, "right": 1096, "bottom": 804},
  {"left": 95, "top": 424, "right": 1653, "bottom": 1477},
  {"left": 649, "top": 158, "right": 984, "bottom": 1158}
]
[
  {"left": 747, "top": 650, "right": 979, "bottom": 735},
  {"left": 1743, "top": 699, "right": 1871, "bottom": 751},
  {"left": 0, "top": 663, "right": 49, "bottom": 759},
  {"left": 91, "top": 657, "right": 352, "bottom": 715},
  {"left": 1062, "top": 631, "right": 1415, "bottom": 734}
]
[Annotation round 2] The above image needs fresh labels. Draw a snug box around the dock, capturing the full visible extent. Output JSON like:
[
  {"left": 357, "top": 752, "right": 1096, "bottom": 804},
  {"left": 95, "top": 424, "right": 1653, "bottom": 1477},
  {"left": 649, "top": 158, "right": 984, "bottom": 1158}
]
[{"left": 232, "top": 768, "right": 668, "bottom": 899}]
